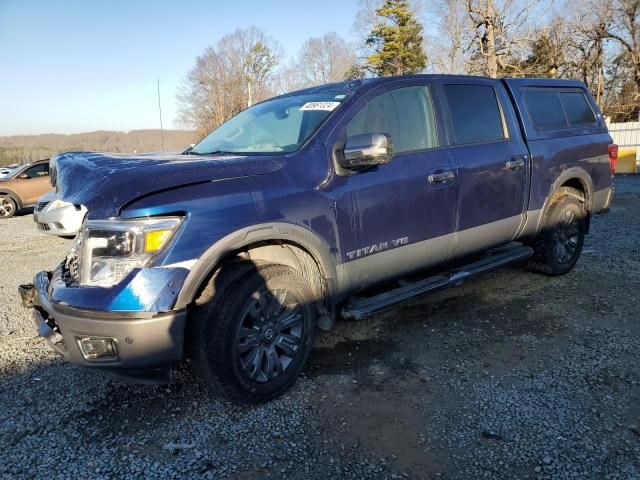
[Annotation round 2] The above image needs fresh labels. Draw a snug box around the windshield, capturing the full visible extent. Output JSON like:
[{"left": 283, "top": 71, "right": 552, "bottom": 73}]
[{"left": 191, "top": 92, "right": 347, "bottom": 155}]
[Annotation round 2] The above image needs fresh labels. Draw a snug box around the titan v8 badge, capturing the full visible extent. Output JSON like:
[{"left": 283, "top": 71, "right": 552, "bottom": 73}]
[{"left": 346, "top": 237, "right": 409, "bottom": 260}]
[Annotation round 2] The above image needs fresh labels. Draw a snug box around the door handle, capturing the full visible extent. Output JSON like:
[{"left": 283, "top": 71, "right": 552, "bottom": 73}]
[
  {"left": 506, "top": 158, "right": 525, "bottom": 170},
  {"left": 428, "top": 171, "right": 455, "bottom": 184}
]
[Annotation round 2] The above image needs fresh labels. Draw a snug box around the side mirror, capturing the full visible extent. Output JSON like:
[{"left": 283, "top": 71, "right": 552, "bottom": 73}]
[
  {"left": 340, "top": 133, "right": 393, "bottom": 169},
  {"left": 18, "top": 173, "right": 28, "bottom": 179}
]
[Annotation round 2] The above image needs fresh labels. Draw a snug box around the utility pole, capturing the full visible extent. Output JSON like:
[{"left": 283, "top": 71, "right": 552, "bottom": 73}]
[{"left": 157, "top": 78, "right": 165, "bottom": 154}]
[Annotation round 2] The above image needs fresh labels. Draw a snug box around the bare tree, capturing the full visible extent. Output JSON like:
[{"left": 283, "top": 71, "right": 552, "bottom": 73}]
[
  {"left": 271, "top": 33, "right": 356, "bottom": 94},
  {"left": 463, "top": 0, "right": 549, "bottom": 77},
  {"left": 598, "top": 0, "right": 640, "bottom": 118},
  {"left": 563, "top": 11, "right": 601, "bottom": 90},
  {"left": 297, "top": 33, "right": 355, "bottom": 85},
  {"left": 428, "top": 0, "right": 469, "bottom": 74},
  {"left": 176, "top": 28, "right": 282, "bottom": 136},
  {"left": 272, "top": 60, "right": 308, "bottom": 94}
]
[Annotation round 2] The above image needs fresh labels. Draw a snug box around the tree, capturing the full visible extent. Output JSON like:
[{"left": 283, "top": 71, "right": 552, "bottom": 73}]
[
  {"left": 177, "top": 28, "right": 281, "bottom": 136},
  {"left": 244, "top": 42, "right": 278, "bottom": 106},
  {"left": 365, "top": 0, "right": 427, "bottom": 76},
  {"left": 464, "top": 0, "right": 544, "bottom": 78},
  {"left": 466, "top": 0, "right": 502, "bottom": 77},
  {"left": 518, "top": 24, "right": 567, "bottom": 78},
  {"left": 272, "top": 60, "right": 308, "bottom": 95},
  {"left": 428, "top": 0, "right": 469, "bottom": 74},
  {"left": 297, "top": 33, "right": 355, "bottom": 85},
  {"left": 271, "top": 33, "right": 356, "bottom": 94},
  {"left": 598, "top": 0, "right": 640, "bottom": 119}
]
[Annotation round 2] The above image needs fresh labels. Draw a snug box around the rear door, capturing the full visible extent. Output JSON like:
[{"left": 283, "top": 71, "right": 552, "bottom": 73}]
[{"left": 438, "top": 79, "right": 529, "bottom": 254}]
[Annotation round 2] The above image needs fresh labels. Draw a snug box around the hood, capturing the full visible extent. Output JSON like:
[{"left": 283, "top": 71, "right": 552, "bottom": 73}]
[{"left": 53, "top": 151, "right": 286, "bottom": 218}]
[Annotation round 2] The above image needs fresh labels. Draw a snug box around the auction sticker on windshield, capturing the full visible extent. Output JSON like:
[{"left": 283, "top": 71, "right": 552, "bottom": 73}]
[{"left": 299, "top": 102, "right": 340, "bottom": 111}]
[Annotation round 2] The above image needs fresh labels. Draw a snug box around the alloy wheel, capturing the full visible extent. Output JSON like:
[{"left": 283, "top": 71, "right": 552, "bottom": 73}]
[
  {"left": 0, "top": 198, "right": 15, "bottom": 218},
  {"left": 552, "top": 209, "right": 580, "bottom": 264},
  {"left": 236, "top": 288, "right": 304, "bottom": 383}
]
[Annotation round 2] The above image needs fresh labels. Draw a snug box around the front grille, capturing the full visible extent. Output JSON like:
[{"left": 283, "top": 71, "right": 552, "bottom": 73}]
[
  {"left": 63, "top": 231, "right": 82, "bottom": 283},
  {"left": 35, "top": 201, "right": 49, "bottom": 212},
  {"left": 65, "top": 253, "right": 80, "bottom": 283},
  {"left": 37, "top": 223, "right": 50, "bottom": 231}
]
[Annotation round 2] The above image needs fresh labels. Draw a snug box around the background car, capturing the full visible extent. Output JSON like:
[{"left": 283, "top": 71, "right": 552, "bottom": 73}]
[
  {"left": 0, "top": 164, "right": 21, "bottom": 178},
  {"left": 0, "top": 159, "right": 52, "bottom": 218},
  {"left": 33, "top": 190, "right": 86, "bottom": 237}
]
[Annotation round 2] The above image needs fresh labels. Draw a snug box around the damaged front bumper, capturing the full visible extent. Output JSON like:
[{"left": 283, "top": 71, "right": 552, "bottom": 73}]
[{"left": 18, "top": 271, "right": 187, "bottom": 383}]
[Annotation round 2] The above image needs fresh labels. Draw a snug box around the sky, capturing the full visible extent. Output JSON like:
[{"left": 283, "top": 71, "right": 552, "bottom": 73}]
[{"left": 0, "top": 0, "right": 360, "bottom": 136}]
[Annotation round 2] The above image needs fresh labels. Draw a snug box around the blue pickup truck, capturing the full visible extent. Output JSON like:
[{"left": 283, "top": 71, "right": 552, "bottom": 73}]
[{"left": 19, "top": 75, "right": 616, "bottom": 403}]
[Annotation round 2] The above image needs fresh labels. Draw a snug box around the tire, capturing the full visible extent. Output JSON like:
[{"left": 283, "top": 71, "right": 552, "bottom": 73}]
[
  {"left": 528, "top": 187, "right": 587, "bottom": 276},
  {"left": 189, "top": 261, "right": 317, "bottom": 404},
  {"left": 0, "top": 196, "right": 16, "bottom": 218}
]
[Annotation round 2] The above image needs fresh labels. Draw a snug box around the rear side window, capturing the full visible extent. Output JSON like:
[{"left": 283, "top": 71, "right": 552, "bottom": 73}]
[
  {"left": 347, "top": 86, "right": 438, "bottom": 153},
  {"left": 561, "top": 92, "right": 596, "bottom": 125},
  {"left": 443, "top": 85, "right": 505, "bottom": 145},
  {"left": 523, "top": 89, "right": 597, "bottom": 129},
  {"left": 523, "top": 90, "right": 566, "bottom": 128}
]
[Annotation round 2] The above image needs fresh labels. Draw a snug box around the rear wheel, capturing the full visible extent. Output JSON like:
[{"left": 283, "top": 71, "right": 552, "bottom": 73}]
[
  {"left": 0, "top": 196, "right": 16, "bottom": 218},
  {"left": 528, "top": 188, "right": 587, "bottom": 276},
  {"left": 190, "top": 261, "right": 317, "bottom": 404}
]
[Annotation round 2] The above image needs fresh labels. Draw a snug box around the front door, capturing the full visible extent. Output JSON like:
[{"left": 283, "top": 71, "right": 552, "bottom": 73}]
[{"left": 329, "top": 82, "right": 459, "bottom": 293}]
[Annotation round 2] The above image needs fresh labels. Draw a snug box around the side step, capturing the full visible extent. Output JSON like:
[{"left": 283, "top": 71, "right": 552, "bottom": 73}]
[{"left": 341, "top": 244, "right": 534, "bottom": 321}]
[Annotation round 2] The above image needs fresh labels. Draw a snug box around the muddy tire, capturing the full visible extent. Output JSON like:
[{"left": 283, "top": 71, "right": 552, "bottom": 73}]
[
  {"left": 190, "top": 261, "right": 317, "bottom": 404},
  {"left": 528, "top": 187, "right": 587, "bottom": 276},
  {"left": 0, "top": 196, "right": 16, "bottom": 218}
]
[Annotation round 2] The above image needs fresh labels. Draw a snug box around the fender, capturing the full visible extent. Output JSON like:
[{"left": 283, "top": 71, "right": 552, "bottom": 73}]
[
  {"left": 533, "top": 167, "right": 593, "bottom": 235},
  {"left": 174, "top": 222, "right": 339, "bottom": 311},
  {"left": 0, "top": 189, "right": 23, "bottom": 210}
]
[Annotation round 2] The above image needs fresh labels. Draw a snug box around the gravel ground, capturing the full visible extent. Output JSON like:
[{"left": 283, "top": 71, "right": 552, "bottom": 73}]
[{"left": 1, "top": 176, "right": 639, "bottom": 479}]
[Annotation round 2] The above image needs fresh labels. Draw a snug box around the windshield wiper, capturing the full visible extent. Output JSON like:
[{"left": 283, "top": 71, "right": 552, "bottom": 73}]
[{"left": 189, "top": 150, "right": 237, "bottom": 156}]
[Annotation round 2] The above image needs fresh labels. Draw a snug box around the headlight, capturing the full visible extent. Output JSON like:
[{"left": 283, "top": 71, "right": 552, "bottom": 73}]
[
  {"left": 76, "top": 217, "right": 182, "bottom": 287},
  {"left": 48, "top": 199, "right": 67, "bottom": 210}
]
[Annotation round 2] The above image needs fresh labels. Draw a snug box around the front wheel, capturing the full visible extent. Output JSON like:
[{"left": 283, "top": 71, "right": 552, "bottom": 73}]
[
  {"left": 0, "top": 196, "right": 16, "bottom": 218},
  {"left": 190, "top": 261, "right": 317, "bottom": 404},
  {"left": 528, "top": 188, "right": 587, "bottom": 276}
]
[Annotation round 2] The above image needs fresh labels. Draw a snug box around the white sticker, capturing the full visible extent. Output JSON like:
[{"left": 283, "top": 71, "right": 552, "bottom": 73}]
[{"left": 299, "top": 101, "right": 340, "bottom": 112}]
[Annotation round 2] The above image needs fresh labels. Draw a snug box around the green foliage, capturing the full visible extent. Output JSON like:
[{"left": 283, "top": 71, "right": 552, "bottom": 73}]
[
  {"left": 244, "top": 42, "right": 277, "bottom": 83},
  {"left": 343, "top": 64, "right": 366, "bottom": 80},
  {"left": 365, "top": 0, "right": 426, "bottom": 76},
  {"left": 519, "top": 32, "right": 562, "bottom": 78}
]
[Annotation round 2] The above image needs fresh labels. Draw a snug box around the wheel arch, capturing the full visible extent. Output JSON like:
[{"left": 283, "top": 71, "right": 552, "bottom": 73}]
[
  {"left": 0, "top": 189, "right": 23, "bottom": 210},
  {"left": 175, "top": 223, "right": 339, "bottom": 330},
  {"left": 536, "top": 168, "right": 593, "bottom": 234}
]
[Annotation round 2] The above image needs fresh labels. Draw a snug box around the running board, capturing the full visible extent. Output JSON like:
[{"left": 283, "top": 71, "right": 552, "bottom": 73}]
[{"left": 341, "top": 244, "right": 534, "bottom": 321}]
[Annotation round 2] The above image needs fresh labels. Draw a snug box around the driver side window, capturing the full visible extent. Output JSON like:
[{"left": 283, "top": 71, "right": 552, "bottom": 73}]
[
  {"left": 346, "top": 86, "right": 438, "bottom": 154},
  {"left": 24, "top": 164, "right": 49, "bottom": 179}
]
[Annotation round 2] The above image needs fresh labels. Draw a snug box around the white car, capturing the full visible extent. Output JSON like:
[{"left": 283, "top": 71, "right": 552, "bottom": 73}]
[{"left": 33, "top": 190, "right": 87, "bottom": 237}]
